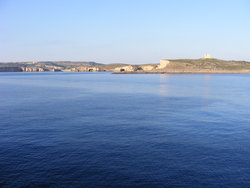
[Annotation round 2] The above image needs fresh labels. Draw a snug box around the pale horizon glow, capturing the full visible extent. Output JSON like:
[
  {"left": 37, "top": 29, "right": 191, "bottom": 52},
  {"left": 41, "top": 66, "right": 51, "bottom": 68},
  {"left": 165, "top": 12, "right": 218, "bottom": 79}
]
[{"left": 0, "top": 0, "right": 250, "bottom": 64}]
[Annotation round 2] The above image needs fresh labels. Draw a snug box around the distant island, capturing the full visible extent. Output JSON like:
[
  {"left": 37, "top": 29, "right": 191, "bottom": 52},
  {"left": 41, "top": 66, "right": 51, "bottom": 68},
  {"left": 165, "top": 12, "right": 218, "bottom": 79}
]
[{"left": 1, "top": 55, "right": 250, "bottom": 74}]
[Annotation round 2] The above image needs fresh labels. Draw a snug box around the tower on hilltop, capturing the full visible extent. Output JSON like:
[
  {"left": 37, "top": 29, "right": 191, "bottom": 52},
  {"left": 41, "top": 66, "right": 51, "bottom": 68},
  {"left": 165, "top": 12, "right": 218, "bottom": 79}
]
[{"left": 203, "top": 53, "right": 212, "bottom": 59}]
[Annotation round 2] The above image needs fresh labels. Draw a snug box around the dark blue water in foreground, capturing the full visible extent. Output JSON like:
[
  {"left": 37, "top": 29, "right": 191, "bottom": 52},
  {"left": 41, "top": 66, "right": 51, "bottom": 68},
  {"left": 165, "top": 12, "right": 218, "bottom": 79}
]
[{"left": 0, "top": 72, "right": 250, "bottom": 187}]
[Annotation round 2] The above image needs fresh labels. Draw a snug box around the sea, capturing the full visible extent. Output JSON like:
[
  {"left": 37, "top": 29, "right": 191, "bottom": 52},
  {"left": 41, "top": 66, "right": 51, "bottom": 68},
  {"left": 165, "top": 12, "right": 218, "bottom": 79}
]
[{"left": 0, "top": 72, "right": 250, "bottom": 187}]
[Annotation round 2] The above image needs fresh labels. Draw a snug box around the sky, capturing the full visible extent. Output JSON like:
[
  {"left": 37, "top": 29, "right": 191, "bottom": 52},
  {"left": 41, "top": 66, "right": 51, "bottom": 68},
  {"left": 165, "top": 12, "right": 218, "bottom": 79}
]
[{"left": 0, "top": 0, "right": 250, "bottom": 64}]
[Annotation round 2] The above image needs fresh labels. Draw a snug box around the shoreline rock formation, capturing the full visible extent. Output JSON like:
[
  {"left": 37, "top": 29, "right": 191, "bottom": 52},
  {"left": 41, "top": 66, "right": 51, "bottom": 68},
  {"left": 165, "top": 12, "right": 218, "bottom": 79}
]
[
  {"left": 1, "top": 58, "right": 250, "bottom": 74},
  {"left": 113, "top": 58, "right": 250, "bottom": 74}
]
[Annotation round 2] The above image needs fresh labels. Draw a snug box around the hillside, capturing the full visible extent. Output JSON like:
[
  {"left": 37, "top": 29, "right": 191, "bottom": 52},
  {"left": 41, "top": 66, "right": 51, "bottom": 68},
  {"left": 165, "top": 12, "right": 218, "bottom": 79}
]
[
  {"left": 1, "top": 59, "right": 250, "bottom": 73},
  {"left": 0, "top": 61, "right": 102, "bottom": 72},
  {"left": 165, "top": 59, "right": 250, "bottom": 71},
  {"left": 114, "top": 58, "right": 250, "bottom": 73}
]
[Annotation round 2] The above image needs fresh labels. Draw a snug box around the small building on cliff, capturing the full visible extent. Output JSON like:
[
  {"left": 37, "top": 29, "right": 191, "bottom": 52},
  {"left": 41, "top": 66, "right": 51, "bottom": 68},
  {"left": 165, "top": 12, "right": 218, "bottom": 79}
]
[{"left": 203, "top": 54, "right": 212, "bottom": 59}]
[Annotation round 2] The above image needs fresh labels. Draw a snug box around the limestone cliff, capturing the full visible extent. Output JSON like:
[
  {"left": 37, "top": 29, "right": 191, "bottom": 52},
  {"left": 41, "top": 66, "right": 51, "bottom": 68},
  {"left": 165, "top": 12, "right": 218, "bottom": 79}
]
[
  {"left": 114, "top": 59, "right": 250, "bottom": 74},
  {"left": 1, "top": 59, "right": 250, "bottom": 73},
  {"left": 70, "top": 66, "right": 100, "bottom": 72}
]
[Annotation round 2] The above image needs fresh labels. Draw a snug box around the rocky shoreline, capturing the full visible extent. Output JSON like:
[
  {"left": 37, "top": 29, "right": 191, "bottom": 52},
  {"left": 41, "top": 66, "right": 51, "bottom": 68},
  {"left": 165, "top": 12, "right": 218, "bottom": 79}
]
[
  {"left": 113, "top": 70, "right": 250, "bottom": 74},
  {"left": 1, "top": 58, "right": 250, "bottom": 74}
]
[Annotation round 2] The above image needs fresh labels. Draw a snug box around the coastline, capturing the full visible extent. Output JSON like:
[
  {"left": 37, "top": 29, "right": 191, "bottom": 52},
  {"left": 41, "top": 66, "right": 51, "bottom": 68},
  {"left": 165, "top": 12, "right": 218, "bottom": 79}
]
[
  {"left": 113, "top": 70, "right": 250, "bottom": 74},
  {"left": 2, "top": 58, "right": 250, "bottom": 74}
]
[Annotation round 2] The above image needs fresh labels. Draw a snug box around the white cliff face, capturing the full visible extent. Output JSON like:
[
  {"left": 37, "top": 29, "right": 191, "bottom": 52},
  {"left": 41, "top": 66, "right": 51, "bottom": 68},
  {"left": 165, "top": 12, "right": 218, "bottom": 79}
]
[
  {"left": 21, "top": 67, "right": 45, "bottom": 72},
  {"left": 70, "top": 66, "right": 100, "bottom": 72},
  {"left": 114, "top": 65, "right": 137, "bottom": 72},
  {"left": 114, "top": 61, "right": 170, "bottom": 72},
  {"left": 157, "top": 60, "right": 170, "bottom": 69},
  {"left": 141, "top": 65, "right": 154, "bottom": 71}
]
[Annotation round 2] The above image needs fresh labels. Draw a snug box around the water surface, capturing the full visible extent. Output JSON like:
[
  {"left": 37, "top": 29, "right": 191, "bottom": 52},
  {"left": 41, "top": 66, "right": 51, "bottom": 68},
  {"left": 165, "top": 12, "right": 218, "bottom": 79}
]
[{"left": 0, "top": 72, "right": 250, "bottom": 187}]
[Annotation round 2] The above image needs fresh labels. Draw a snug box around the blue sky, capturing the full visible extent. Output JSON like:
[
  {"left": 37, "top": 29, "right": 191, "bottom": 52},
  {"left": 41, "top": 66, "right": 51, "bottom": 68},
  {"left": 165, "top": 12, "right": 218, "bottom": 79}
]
[{"left": 0, "top": 0, "right": 249, "bottom": 64}]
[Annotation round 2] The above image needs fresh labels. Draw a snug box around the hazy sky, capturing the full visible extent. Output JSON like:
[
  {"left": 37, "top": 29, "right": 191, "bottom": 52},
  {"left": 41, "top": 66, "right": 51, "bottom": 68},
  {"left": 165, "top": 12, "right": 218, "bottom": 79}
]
[{"left": 0, "top": 0, "right": 250, "bottom": 64}]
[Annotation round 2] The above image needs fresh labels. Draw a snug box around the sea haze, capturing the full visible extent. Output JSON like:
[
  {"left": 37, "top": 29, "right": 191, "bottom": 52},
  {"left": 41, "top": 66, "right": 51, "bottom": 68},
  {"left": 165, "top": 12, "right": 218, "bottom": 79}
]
[{"left": 0, "top": 72, "right": 250, "bottom": 187}]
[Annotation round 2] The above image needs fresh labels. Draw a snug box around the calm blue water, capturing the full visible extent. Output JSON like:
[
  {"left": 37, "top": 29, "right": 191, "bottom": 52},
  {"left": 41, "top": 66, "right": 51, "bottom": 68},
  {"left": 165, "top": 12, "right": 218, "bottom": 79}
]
[{"left": 0, "top": 72, "right": 250, "bottom": 187}]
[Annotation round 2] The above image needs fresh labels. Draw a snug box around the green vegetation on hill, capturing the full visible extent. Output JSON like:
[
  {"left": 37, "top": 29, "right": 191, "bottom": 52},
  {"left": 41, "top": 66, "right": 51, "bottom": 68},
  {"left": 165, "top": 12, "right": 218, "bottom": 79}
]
[
  {"left": 0, "top": 61, "right": 102, "bottom": 69},
  {"left": 98, "top": 63, "right": 128, "bottom": 69},
  {"left": 0, "top": 63, "right": 27, "bottom": 67},
  {"left": 165, "top": 58, "right": 250, "bottom": 71},
  {"left": 49, "top": 61, "right": 102, "bottom": 68}
]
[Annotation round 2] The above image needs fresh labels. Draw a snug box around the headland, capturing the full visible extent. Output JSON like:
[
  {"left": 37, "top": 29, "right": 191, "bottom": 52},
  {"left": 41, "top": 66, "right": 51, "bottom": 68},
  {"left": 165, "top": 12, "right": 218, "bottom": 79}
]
[{"left": 1, "top": 56, "right": 250, "bottom": 74}]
